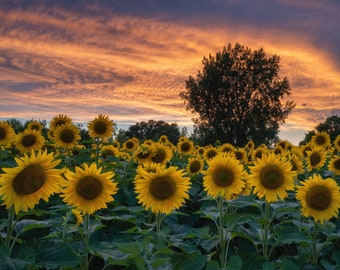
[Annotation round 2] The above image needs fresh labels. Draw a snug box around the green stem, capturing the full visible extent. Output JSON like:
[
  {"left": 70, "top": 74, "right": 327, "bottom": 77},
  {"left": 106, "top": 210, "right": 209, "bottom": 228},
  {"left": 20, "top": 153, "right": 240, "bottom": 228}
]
[
  {"left": 218, "top": 196, "right": 227, "bottom": 268},
  {"left": 262, "top": 201, "right": 271, "bottom": 260},
  {"left": 312, "top": 220, "right": 319, "bottom": 265},
  {"left": 5, "top": 208, "right": 15, "bottom": 252},
  {"left": 156, "top": 212, "right": 162, "bottom": 234},
  {"left": 82, "top": 213, "right": 91, "bottom": 270}
]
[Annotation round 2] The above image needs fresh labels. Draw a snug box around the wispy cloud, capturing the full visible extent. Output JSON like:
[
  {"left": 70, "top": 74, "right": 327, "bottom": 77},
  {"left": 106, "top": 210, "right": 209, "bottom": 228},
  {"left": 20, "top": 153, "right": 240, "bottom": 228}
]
[{"left": 0, "top": 0, "right": 339, "bottom": 144}]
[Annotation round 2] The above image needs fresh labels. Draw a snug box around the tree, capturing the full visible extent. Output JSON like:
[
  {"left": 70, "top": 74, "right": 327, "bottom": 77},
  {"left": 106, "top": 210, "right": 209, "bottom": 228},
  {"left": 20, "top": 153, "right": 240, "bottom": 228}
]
[
  {"left": 300, "top": 115, "right": 340, "bottom": 145},
  {"left": 124, "top": 120, "right": 181, "bottom": 144},
  {"left": 180, "top": 43, "right": 295, "bottom": 147}
]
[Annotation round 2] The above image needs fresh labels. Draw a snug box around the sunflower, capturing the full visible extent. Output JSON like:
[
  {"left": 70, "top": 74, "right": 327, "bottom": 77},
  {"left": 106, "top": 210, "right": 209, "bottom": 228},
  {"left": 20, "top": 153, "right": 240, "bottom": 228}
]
[
  {"left": 158, "top": 135, "right": 170, "bottom": 145},
  {"left": 186, "top": 156, "right": 204, "bottom": 175},
  {"left": 195, "top": 146, "right": 205, "bottom": 156},
  {"left": 233, "top": 148, "right": 248, "bottom": 164},
  {"left": 248, "top": 153, "right": 297, "bottom": 202},
  {"left": 99, "top": 145, "right": 121, "bottom": 162},
  {"left": 87, "top": 114, "right": 114, "bottom": 140},
  {"left": 275, "top": 140, "right": 292, "bottom": 151},
  {"left": 177, "top": 139, "right": 195, "bottom": 156},
  {"left": 328, "top": 156, "right": 340, "bottom": 175},
  {"left": 202, "top": 153, "right": 246, "bottom": 200},
  {"left": 300, "top": 143, "right": 312, "bottom": 158},
  {"left": 133, "top": 146, "right": 153, "bottom": 164},
  {"left": 218, "top": 143, "right": 235, "bottom": 154},
  {"left": 123, "top": 138, "right": 139, "bottom": 152},
  {"left": 27, "top": 120, "right": 43, "bottom": 132},
  {"left": 252, "top": 146, "right": 267, "bottom": 161},
  {"left": 134, "top": 164, "right": 191, "bottom": 214},
  {"left": 296, "top": 174, "right": 340, "bottom": 223},
  {"left": 305, "top": 146, "right": 327, "bottom": 172},
  {"left": 334, "top": 135, "right": 340, "bottom": 152},
  {"left": 53, "top": 123, "right": 81, "bottom": 149},
  {"left": 0, "top": 121, "right": 15, "bottom": 146},
  {"left": 49, "top": 114, "right": 73, "bottom": 130},
  {"left": 0, "top": 150, "right": 64, "bottom": 213},
  {"left": 311, "top": 132, "right": 331, "bottom": 149},
  {"left": 203, "top": 146, "right": 218, "bottom": 161},
  {"left": 61, "top": 163, "right": 118, "bottom": 215},
  {"left": 150, "top": 142, "right": 173, "bottom": 165},
  {"left": 287, "top": 153, "right": 304, "bottom": 175},
  {"left": 245, "top": 140, "right": 255, "bottom": 152},
  {"left": 15, "top": 129, "right": 45, "bottom": 153}
]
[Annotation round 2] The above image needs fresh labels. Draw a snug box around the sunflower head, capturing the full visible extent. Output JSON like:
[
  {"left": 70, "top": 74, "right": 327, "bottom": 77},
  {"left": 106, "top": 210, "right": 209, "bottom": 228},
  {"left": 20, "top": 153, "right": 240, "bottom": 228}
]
[
  {"left": 202, "top": 153, "right": 246, "bottom": 199},
  {"left": 87, "top": 114, "right": 114, "bottom": 140},
  {"left": 15, "top": 129, "right": 45, "bottom": 153},
  {"left": 305, "top": 147, "right": 327, "bottom": 171},
  {"left": 311, "top": 132, "right": 331, "bottom": 148},
  {"left": 328, "top": 156, "right": 340, "bottom": 175},
  {"left": 203, "top": 146, "right": 218, "bottom": 161},
  {"left": 252, "top": 146, "right": 267, "bottom": 161},
  {"left": 334, "top": 135, "right": 340, "bottom": 152},
  {"left": 177, "top": 139, "right": 194, "bottom": 155},
  {"left": 218, "top": 143, "right": 235, "bottom": 154},
  {"left": 248, "top": 153, "right": 297, "bottom": 202},
  {"left": 186, "top": 156, "right": 204, "bottom": 175},
  {"left": 134, "top": 164, "right": 191, "bottom": 214},
  {"left": 150, "top": 142, "right": 173, "bottom": 165},
  {"left": 53, "top": 123, "right": 81, "bottom": 149},
  {"left": 27, "top": 120, "right": 44, "bottom": 132},
  {"left": 233, "top": 148, "right": 247, "bottom": 164},
  {"left": 133, "top": 146, "right": 153, "bottom": 164},
  {"left": 0, "top": 121, "right": 15, "bottom": 146},
  {"left": 0, "top": 150, "right": 63, "bottom": 213},
  {"left": 296, "top": 174, "right": 340, "bottom": 223},
  {"left": 123, "top": 138, "right": 139, "bottom": 152},
  {"left": 61, "top": 163, "right": 118, "bottom": 215},
  {"left": 49, "top": 114, "right": 73, "bottom": 130}
]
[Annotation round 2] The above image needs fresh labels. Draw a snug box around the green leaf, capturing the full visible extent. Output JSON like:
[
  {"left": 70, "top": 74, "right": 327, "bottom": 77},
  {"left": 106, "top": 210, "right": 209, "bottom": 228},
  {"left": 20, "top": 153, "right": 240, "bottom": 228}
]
[
  {"left": 170, "top": 253, "right": 208, "bottom": 270},
  {"left": 226, "top": 255, "right": 242, "bottom": 270},
  {"left": 224, "top": 213, "right": 254, "bottom": 229},
  {"left": 274, "top": 223, "right": 311, "bottom": 244},
  {"left": 280, "top": 258, "right": 299, "bottom": 270},
  {"left": 35, "top": 243, "right": 81, "bottom": 269}
]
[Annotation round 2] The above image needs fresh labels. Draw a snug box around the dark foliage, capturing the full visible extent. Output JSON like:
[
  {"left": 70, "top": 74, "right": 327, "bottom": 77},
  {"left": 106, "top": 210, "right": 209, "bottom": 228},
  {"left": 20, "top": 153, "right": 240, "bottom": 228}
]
[{"left": 180, "top": 43, "right": 295, "bottom": 147}]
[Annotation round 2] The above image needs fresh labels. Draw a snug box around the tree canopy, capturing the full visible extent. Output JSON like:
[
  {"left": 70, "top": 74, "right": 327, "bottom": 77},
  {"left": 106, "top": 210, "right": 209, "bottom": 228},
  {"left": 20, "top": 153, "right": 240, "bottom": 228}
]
[
  {"left": 180, "top": 43, "right": 295, "bottom": 147},
  {"left": 124, "top": 120, "right": 182, "bottom": 144}
]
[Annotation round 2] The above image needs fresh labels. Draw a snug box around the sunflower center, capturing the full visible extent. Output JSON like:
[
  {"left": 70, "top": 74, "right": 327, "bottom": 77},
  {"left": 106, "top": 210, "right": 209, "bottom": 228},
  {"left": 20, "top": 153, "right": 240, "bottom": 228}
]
[
  {"left": 206, "top": 150, "right": 217, "bottom": 160},
  {"left": 310, "top": 153, "right": 321, "bottom": 166},
  {"left": 31, "top": 124, "right": 40, "bottom": 131},
  {"left": 189, "top": 160, "right": 202, "bottom": 174},
  {"left": 334, "top": 159, "right": 340, "bottom": 170},
  {"left": 76, "top": 176, "right": 103, "bottom": 200},
  {"left": 94, "top": 121, "right": 108, "bottom": 135},
  {"left": 315, "top": 136, "right": 326, "bottom": 146},
  {"left": 149, "top": 176, "right": 176, "bottom": 200},
  {"left": 102, "top": 150, "right": 114, "bottom": 160},
  {"left": 255, "top": 151, "right": 263, "bottom": 159},
  {"left": 213, "top": 166, "right": 234, "bottom": 187},
  {"left": 137, "top": 151, "right": 151, "bottom": 160},
  {"left": 22, "top": 134, "right": 37, "bottom": 147},
  {"left": 152, "top": 150, "right": 166, "bottom": 164},
  {"left": 60, "top": 129, "right": 75, "bottom": 143},
  {"left": 125, "top": 141, "right": 135, "bottom": 149},
  {"left": 260, "top": 165, "right": 284, "bottom": 189},
  {"left": 0, "top": 127, "right": 7, "bottom": 140},
  {"left": 12, "top": 164, "right": 47, "bottom": 195},
  {"left": 181, "top": 142, "right": 190, "bottom": 152},
  {"left": 235, "top": 151, "right": 244, "bottom": 161},
  {"left": 306, "top": 185, "right": 331, "bottom": 210}
]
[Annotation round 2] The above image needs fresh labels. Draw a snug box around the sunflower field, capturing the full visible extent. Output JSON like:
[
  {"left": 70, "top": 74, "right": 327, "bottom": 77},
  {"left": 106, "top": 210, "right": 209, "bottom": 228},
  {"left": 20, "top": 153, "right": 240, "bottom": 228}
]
[{"left": 0, "top": 115, "right": 340, "bottom": 270}]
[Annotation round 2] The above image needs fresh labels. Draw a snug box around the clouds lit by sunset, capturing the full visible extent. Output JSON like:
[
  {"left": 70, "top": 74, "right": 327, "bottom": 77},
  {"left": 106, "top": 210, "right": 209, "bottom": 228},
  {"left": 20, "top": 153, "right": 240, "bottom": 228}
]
[{"left": 0, "top": 0, "right": 339, "bottom": 144}]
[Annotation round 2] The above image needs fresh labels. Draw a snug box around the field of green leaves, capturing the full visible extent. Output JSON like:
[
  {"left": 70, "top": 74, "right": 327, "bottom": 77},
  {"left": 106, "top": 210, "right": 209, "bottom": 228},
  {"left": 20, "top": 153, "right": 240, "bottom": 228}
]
[{"left": 0, "top": 115, "right": 339, "bottom": 270}]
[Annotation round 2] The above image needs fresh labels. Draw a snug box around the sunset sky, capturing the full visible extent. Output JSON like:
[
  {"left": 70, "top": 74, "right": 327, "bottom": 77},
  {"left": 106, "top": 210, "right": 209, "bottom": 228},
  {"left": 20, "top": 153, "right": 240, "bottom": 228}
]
[{"left": 0, "top": 0, "right": 339, "bottom": 145}]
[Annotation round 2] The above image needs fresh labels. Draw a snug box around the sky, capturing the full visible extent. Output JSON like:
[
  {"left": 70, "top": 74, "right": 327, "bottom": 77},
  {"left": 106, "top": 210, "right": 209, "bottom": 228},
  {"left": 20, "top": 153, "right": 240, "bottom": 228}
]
[{"left": 0, "top": 0, "right": 339, "bottom": 145}]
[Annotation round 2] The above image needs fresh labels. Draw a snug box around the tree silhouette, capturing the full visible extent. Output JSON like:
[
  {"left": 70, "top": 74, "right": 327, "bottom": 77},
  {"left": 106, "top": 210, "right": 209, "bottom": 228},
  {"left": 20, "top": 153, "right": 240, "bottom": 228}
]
[{"left": 180, "top": 43, "right": 295, "bottom": 147}]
